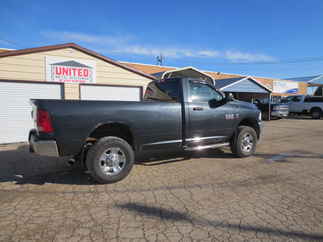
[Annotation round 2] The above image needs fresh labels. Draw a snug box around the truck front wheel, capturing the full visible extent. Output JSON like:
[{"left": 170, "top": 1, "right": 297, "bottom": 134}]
[
  {"left": 231, "top": 126, "right": 257, "bottom": 158},
  {"left": 86, "top": 136, "right": 135, "bottom": 184}
]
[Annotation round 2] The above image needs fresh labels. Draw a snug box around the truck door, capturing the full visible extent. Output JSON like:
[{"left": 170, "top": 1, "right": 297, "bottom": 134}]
[
  {"left": 289, "top": 95, "right": 304, "bottom": 113},
  {"left": 185, "top": 80, "right": 237, "bottom": 148}
]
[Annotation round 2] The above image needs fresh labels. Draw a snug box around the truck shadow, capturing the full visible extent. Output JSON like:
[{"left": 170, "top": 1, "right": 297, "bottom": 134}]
[
  {"left": 285, "top": 115, "right": 317, "bottom": 120},
  {"left": 0, "top": 143, "right": 74, "bottom": 184},
  {"left": 1, "top": 145, "right": 322, "bottom": 186},
  {"left": 0, "top": 146, "right": 234, "bottom": 185},
  {"left": 254, "top": 150, "right": 323, "bottom": 163},
  {"left": 116, "top": 202, "right": 323, "bottom": 241}
]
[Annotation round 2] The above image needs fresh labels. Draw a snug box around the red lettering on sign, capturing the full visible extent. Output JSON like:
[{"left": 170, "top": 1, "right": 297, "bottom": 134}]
[
  {"left": 62, "top": 67, "right": 69, "bottom": 76},
  {"left": 83, "top": 69, "right": 89, "bottom": 77},
  {"left": 71, "top": 68, "right": 76, "bottom": 76},
  {"left": 55, "top": 67, "right": 61, "bottom": 75},
  {"left": 51, "top": 63, "right": 93, "bottom": 83},
  {"left": 78, "top": 68, "right": 82, "bottom": 77}
]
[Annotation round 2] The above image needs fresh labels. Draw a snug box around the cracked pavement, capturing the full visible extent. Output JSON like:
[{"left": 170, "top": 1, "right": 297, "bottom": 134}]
[{"left": 0, "top": 119, "right": 323, "bottom": 241}]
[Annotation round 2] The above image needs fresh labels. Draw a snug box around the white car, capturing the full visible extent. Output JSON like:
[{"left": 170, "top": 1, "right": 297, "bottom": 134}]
[{"left": 282, "top": 95, "right": 323, "bottom": 119}]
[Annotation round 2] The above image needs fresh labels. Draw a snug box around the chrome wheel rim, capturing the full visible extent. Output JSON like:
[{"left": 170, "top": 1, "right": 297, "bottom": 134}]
[
  {"left": 241, "top": 133, "right": 254, "bottom": 153},
  {"left": 99, "top": 147, "right": 126, "bottom": 175}
]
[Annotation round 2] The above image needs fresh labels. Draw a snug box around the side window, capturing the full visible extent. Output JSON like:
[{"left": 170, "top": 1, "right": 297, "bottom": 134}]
[
  {"left": 314, "top": 87, "right": 323, "bottom": 96},
  {"left": 291, "top": 96, "right": 302, "bottom": 102},
  {"left": 189, "top": 81, "right": 223, "bottom": 102},
  {"left": 144, "top": 79, "right": 180, "bottom": 102}
]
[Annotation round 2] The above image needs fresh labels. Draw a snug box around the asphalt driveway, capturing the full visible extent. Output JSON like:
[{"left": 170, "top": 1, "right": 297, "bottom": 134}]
[{"left": 0, "top": 119, "right": 323, "bottom": 241}]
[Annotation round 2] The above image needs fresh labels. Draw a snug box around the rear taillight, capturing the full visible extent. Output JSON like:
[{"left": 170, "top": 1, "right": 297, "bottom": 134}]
[{"left": 37, "top": 109, "right": 54, "bottom": 133}]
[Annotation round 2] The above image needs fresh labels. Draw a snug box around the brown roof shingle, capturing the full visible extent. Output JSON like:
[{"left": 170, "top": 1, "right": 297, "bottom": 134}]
[
  {"left": 0, "top": 49, "right": 12, "bottom": 53},
  {"left": 122, "top": 62, "right": 244, "bottom": 80},
  {"left": 121, "top": 62, "right": 176, "bottom": 74}
]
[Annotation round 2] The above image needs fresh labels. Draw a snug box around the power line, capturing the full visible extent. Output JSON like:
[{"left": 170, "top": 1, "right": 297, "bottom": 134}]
[
  {"left": 228, "top": 57, "right": 323, "bottom": 65},
  {"left": 0, "top": 37, "right": 20, "bottom": 48}
]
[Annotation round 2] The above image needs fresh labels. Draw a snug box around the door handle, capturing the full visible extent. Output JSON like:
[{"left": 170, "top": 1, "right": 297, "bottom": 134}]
[{"left": 193, "top": 106, "right": 204, "bottom": 111}]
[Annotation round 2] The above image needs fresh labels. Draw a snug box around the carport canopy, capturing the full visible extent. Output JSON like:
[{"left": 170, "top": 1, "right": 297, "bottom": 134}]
[
  {"left": 214, "top": 76, "right": 272, "bottom": 94},
  {"left": 152, "top": 66, "right": 215, "bottom": 86},
  {"left": 215, "top": 76, "right": 272, "bottom": 119}
]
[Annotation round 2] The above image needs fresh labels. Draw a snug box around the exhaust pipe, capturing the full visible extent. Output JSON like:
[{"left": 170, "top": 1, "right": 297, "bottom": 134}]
[{"left": 67, "top": 158, "right": 76, "bottom": 166}]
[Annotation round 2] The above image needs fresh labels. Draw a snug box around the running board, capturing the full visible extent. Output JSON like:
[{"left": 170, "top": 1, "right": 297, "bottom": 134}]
[{"left": 183, "top": 142, "right": 230, "bottom": 151}]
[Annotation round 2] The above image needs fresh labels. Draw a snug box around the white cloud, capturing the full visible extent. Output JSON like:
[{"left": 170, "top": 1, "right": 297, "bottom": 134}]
[
  {"left": 42, "top": 31, "right": 131, "bottom": 45},
  {"left": 111, "top": 46, "right": 219, "bottom": 58},
  {"left": 196, "top": 50, "right": 220, "bottom": 57},
  {"left": 225, "top": 50, "right": 276, "bottom": 63},
  {"left": 42, "top": 31, "right": 276, "bottom": 63},
  {"left": 112, "top": 46, "right": 177, "bottom": 57}
]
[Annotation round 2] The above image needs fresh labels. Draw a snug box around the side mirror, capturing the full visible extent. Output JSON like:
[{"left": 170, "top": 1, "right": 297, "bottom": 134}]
[
  {"left": 209, "top": 97, "right": 226, "bottom": 108},
  {"left": 225, "top": 93, "right": 234, "bottom": 102},
  {"left": 209, "top": 99, "right": 218, "bottom": 108}
]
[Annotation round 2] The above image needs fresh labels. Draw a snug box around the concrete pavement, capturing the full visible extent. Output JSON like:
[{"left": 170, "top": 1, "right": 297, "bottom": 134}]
[{"left": 0, "top": 119, "right": 323, "bottom": 241}]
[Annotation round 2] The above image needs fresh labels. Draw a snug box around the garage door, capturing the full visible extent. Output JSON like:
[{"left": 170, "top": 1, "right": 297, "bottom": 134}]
[
  {"left": 80, "top": 84, "right": 142, "bottom": 101},
  {"left": 0, "top": 81, "right": 63, "bottom": 143}
]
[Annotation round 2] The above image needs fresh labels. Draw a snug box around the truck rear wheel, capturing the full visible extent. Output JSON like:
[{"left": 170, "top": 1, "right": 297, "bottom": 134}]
[
  {"left": 86, "top": 136, "right": 135, "bottom": 184},
  {"left": 311, "top": 108, "right": 321, "bottom": 119},
  {"left": 231, "top": 126, "right": 257, "bottom": 158}
]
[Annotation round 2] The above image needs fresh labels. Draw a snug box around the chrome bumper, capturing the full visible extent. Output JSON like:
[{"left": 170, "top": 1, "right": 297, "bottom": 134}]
[
  {"left": 271, "top": 110, "right": 289, "bottom": 117},
  {"left": 258, "top": 121, "right": 263, "bottom": 144},
  {"left": 29, "top": 132, "right": 59, "bottom": 157}
]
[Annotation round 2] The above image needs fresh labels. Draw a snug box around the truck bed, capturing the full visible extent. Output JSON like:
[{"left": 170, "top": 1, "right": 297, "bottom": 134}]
[{"left": 31, "top": 99, "right": 182, "bottom": 156}]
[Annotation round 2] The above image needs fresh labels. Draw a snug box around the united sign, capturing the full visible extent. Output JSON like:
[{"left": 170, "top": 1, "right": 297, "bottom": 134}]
[{"left": 46, "top": 57, "right": 96, "bottom": 83}]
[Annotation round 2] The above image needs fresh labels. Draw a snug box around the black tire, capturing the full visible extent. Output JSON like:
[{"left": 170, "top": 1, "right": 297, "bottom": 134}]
[
  {"left": 262, "top": 112, "right": 269, "bottom": 121},
  {"left": 86, "top": 136, "right": 134, "bottom": 184},
  {"left": 230, "top": 126, "right": 257, "bottom": 158},
  {"left": 311, "top": 108, "right": 321, "bottom": 119}
]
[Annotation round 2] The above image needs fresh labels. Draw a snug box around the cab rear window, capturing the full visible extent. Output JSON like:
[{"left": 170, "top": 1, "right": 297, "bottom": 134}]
[
  {"left": 304, "top": 96, "right": 323, "bottom": 102},
  {"left": 144, "top": 79, "right": 181, "bottom": 102}
]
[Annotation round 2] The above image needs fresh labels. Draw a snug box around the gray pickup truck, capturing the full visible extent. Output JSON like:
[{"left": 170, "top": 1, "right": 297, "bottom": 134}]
[
  {"left": 29, "top": 78, "right": 262, "bottom": 183},
  {"left": 282, "top": 95, "right": 323, "bottom": 119}
]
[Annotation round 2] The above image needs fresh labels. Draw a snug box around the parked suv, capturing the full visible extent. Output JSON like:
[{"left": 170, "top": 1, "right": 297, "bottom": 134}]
[{"left": 282, "top": 95, "right": 323, "bottom": 119}]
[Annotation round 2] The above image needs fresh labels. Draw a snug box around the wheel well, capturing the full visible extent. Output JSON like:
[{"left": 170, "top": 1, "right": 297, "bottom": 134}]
[
  {"left": 238, "top": 119, "right": 260, "bottom": 139},
  {"left": 310, "top": 107, "right": 322, "bottom": 113},
  {"left": 87, "top": 123, "right": 134, "bottom": 149}
]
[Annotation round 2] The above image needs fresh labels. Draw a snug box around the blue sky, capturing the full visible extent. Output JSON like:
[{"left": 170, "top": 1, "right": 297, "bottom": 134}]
[{"left": 1, "top": 0, "right": 323, "bottom": 78}]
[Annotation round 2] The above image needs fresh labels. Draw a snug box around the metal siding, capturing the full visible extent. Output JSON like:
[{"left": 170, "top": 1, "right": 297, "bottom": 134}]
[
  {"left": 214, "top": 78, "right": 242, "bottom": 89},
  {"left": 0, "top": 48, "right": 152, "bottom": 86},
  {"left": 80, "top": 85, "right": 141, "bottom": 101},
  {"left": 285, "top": 75, "right": 320, "bottom": 82},
  {"left": 309, "top": 76, "right": 323, "bottom": 85},
  {"left": 222, "top": 79, "right": 269, "bottom": 93},
  {"left": 0, "top": 82, "right": 62, "bottom": 143}
]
